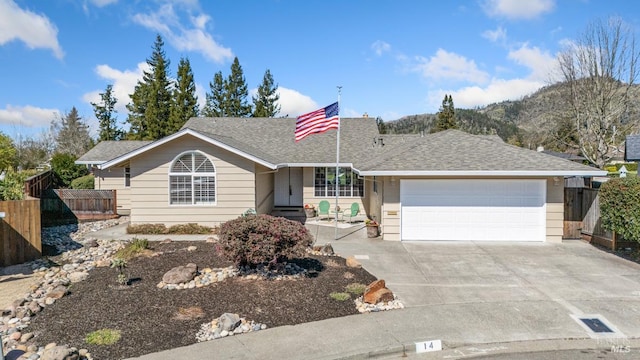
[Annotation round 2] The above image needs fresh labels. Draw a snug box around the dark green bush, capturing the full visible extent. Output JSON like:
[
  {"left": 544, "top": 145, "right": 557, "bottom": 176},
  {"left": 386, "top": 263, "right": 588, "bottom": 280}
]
[
  {"left": 600, "top": 177, "right": 640, "bottom": 241},
  {"left": 70, "top": 174, "right": 95, "bottom": 189},
  {"left": 218, "top": 214, "right": 313, "bottom": 267},
  {"left": 50, "top": 152, "right": 88, "bottom": 188}
]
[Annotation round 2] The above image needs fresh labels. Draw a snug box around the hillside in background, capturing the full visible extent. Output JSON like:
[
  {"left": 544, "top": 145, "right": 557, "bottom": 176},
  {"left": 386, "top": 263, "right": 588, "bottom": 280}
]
[{"left": 383, "top": 81, "right": 640, "bottom": 151}]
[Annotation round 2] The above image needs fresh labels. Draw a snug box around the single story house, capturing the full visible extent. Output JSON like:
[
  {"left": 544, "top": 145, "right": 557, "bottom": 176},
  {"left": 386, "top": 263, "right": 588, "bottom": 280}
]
[{"left": 77, "top": 116, "right": 605, "bottom": 242}]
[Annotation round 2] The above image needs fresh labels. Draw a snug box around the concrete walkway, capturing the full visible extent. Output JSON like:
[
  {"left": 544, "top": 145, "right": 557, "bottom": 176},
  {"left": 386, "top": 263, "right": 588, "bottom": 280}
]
[{"left": 89, "top": 222, "right": 640, "bottom": 359}]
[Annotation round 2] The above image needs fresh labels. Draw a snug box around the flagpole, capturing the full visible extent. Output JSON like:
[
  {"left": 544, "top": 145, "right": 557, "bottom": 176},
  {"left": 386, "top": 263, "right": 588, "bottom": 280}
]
[{"left": 335, "top": 86, "right": 342, "bottom": 240}]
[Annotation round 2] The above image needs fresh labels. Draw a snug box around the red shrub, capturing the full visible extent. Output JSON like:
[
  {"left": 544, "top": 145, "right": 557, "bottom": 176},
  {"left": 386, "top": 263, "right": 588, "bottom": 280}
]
[{"left": 218, "top": 214, "right": 313, "bottom": 267}]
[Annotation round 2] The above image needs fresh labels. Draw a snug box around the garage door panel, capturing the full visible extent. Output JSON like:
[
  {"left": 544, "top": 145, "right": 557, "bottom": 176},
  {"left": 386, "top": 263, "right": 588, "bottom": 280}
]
[{"left": 400, "top": 179, "right": 546, "bottom": 242}]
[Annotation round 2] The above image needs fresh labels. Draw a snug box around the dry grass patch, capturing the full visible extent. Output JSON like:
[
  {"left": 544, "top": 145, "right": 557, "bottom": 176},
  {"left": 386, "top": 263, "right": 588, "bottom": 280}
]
[{"left": 173, "top": 306, "right": 205, "bottom": 321}]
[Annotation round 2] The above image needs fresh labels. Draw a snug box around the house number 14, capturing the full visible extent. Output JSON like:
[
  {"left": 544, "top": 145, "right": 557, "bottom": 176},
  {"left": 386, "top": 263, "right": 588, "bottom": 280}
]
[{"left": 415, "top": 339, "right": 442, "bottom": 353}]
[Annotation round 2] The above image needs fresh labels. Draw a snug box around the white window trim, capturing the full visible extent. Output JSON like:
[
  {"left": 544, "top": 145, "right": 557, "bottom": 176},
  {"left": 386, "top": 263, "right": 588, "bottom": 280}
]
[
  {"left": 313, "top": 167, "right": 364, "bottom": 198},
  {"left": 168, "top": 150, "right": 217, "bottom": 206}
]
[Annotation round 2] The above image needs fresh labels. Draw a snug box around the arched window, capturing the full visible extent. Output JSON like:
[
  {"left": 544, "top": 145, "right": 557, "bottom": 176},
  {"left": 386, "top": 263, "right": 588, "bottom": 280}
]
[{"left": 169, "top": 151, "right": 216, "bottom": 205}]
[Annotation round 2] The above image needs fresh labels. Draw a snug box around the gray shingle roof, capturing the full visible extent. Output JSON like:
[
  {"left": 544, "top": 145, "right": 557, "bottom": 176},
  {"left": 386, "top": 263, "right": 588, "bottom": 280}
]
[
  {"left": 625, "top": 135, "right": 640, "bottom": 161},
  {"left": 541, "top": 150, "right": 586, "bottom": 162},
  {"left": 182, "top": 117, "right": 380, "bottom": 165},
  {"left": 357, "top": 129, "right": 603, "bottom": 174},
  {"left": 76, "top": 140, "right": 152, "bottom": 164},
  {"left": 80, "top": 118, "right": 604, "bottom": 176}
]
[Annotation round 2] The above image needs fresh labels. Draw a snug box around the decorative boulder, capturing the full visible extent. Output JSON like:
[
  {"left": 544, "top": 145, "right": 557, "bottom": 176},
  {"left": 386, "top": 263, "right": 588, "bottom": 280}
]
[
  {"left": 41, "top": 345, "right": 79, "bottom": 360},
  {"left": 345, "top": 256, "right": 361, "bottom": 268},
  {"left": 162, "top": 263, "right": 198, "bottom": 285},
  {"left": 313, "top": 243, "right": 335, "bottom": 255},
  {"left": 363, "top": 279, "right": 395, "bottom": 304},
  {"left": 218, "top": 313, "right": 242, "bottom": 332}
]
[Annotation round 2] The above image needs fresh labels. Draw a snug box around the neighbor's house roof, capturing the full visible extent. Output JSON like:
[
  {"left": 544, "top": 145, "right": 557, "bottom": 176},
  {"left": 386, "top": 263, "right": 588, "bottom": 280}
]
[
  {"left": 625, "top": 135, "right": 640, "bottom": 162},
  {"left": 540, "top": 150, "right": 586, "bottom": 162},
  {"left": 76, "top": 140, "right": 152, "bottom": 165},
  {"left": 79, "top": 117, "right": 606, "bottom": 177}
]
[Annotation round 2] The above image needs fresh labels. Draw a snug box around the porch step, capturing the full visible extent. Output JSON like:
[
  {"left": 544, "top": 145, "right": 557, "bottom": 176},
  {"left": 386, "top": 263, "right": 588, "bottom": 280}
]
[{"left": 271, "top": 207, "right": 306, "bottom": 224}]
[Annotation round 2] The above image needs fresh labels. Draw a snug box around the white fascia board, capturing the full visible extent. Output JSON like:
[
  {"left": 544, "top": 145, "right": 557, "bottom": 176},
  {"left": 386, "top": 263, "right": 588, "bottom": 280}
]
[
  {"left": 75, "top": 161, "right": 103, "bottom": 165},
  {"left": 276, "top": 163, "right": 354, "bottom": 168},
  {"left": 98, "top": 129, "right": 277, "bottom": 170},
  {"left": 358, "top": 170, "right": 608, "bottom": 177}
]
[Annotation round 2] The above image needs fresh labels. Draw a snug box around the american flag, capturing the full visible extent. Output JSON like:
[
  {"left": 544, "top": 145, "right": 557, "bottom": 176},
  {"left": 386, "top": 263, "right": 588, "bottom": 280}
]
[{"left": 294, "top": 102, "right": 339, "bottom": 142}]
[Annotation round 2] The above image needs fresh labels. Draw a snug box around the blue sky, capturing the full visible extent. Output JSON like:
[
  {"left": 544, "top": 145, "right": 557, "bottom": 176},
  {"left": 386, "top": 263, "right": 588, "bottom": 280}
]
[{"left": 1, "top": 0, "right": 639, "bottom": 139}]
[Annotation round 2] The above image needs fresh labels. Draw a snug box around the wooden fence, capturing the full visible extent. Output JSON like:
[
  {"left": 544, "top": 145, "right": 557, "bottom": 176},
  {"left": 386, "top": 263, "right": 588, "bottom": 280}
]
[
  {"left": 0, "top": 199, "right": 41, "bottom": 267},
  {"left": 564, "top": 187, "right": 626, "bottom": 249},
  {"left": 24, "top": 170, "right": 53, "bottom": 198},
  {"left": 41, "top": 189, "right": 118, "bottom": 227}
]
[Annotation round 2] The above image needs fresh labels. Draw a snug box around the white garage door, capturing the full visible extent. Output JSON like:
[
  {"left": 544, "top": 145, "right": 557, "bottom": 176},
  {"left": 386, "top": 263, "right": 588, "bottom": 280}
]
[{"left": 400, "top": 179, "right": 546, "bottom": 242}]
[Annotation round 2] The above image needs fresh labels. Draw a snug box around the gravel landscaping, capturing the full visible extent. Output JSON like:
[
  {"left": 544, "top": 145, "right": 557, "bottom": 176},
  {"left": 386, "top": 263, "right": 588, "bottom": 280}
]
[{"left": 1, "top": 219, "right": 385, "bottom": 360}]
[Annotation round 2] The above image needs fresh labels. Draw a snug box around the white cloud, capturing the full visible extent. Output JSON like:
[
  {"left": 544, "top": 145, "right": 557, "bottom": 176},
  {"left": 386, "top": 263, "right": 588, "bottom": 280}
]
[
  {"left": 88, "top": 0, "right": 118, "bottom": 7},
  {"left": 371, "top": 40, "right": 391, "bottom": 56},
  {"left": 508, "top": 43, "right": 559, "bottom": 82},
  {"left": 413, "top": 49, "right": 490, "bottom": 84},
  {"left": 482, "top": 26, "right": 507, "bottom": 43},
  {"left": 132, "top": 3, "right": 233, "bottom": 63},
  {"left": 0, "top": 0, "right": 64, "bottom": 59},
  {"left": 83, "top": 63, "right": 150, "bottom": 114},
  {"left": 428, "top": 78, "right": 545, "bottom": 111},
  {"left": 0, "top": 105, "right": 60, "bottom": 128},
  {"left": 482, "top": 0, "right": 555, "bottom": 20},
  {"left": 276, "top": 88, "right": 318, "bottom": 117}
]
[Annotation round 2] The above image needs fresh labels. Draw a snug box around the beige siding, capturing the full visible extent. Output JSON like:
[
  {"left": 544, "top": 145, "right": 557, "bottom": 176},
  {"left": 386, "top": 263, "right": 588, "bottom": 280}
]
[
  {"left": 381, "top": 177, "right": 400, "bottom": 241},
  {"left": 546, "top": 177, "right": 564, "bottom": 243},
  {"left": 255, "top": 164, "right": 274, "bottom": 214},
  {"left": 302, "top": 167, "right": 366, "bottom": 217},
  {"left": 93, "top": 167, "right": 131, "bottom": 215},
  {"left": 382, "top": 176, "right": 562, "bottom": 242},
  {"left": 129, "top": 135, "right": 256, "bottom": 226}
]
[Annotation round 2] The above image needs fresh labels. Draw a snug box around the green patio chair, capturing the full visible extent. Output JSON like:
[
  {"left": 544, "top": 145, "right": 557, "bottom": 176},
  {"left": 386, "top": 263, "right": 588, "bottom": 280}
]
[
  {"left": 317, "top": 200, "right": 331, "bottom": 220},
  {"left": 343, "top": 202, "right": 360, "bottom": 223}
]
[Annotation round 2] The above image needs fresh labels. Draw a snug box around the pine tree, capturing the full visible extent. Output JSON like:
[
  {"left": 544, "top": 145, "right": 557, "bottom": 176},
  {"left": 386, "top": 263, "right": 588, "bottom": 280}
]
[
  {"left": 252, "top": 69, "right": 280, "bottom": 117},
  {"left": 169, "top": 57, "right": 199, "bottom": 132},
  {"left": 52, "top": 107, "right": 93, "bottom": 158},
  {"left": 225, "top": 57, "right": 252, "bottom": 117},
  {"left": 92, "top": 84, "right": 122, "bottom": 141},
  {"left": 202, "top": 71, "right": 226, "bottom": 117},
  {"left": 126, "top": 34, "right": 173, "bottom": 140},
  {"left": 431, "top": 94, "right": 457, "bottom": 133}
]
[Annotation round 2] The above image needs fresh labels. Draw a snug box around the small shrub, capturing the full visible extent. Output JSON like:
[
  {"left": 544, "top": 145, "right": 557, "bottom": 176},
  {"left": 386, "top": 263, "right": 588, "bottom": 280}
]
[
  {"left": 329, "top": 292, "right": 351, "bottom": 301},
  {"left": 167, "top": 223, "right": 213, "bottom": 234},
  {"left": 600, "top": 177, "right": 640, "bottom": 241},
  {"left": 110, "top": 257, "right": 128, "bottom": 285},
  {"left": 71, "top": 174, "right": 95, "bottom": 189},
  {"left": 114, "top": 238, "right": 149, "bottom": 260},
  {"left": 0, "top": 169, "right": 28, "bottom": 200},
  {"left": 85, "top": 329, "right": 121, "bottom": 345},
  {"left": 343, "top": 271, "right": 355, "bottom": 279},
  {"left": 218, "top": 214, "right": 313, "bottom": 267},
  {"left": 127, "top": 223, "right": 167, "bottom": 234},
  {"left": 345, "top": 283, "right": 367, "bottom": 296}
]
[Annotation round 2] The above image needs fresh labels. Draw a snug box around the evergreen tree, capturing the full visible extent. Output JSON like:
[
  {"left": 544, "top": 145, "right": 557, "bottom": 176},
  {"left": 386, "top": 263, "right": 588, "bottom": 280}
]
[
  {"left": 92, "top": 84, "right": 122, "bottom": 141},
  {"left": 126, "top": 34, "right": 173, "bottom": 140},
  {"left": 225, "top": 57, "right": 252, "bottom": 117},
  {"left": 170, "top": 57, "right": 199, "bottom": 132},
  {"left": 431, "top": 94, "right": 457, "bottom": 133},
  {"left": 252, "top": 69, "right": 280, "bottom": 117},
  {"left": 202, "top": 71, "right": 226, "bottom": 117},
  {"left": 0, "top": 132, "right": 16, "bottom": 173},
  {"left": 52, "top": 107, "right": 93, "bottom": 158},
  {"left": 375, "top": 117, "right": 387, "bottom": 134}
]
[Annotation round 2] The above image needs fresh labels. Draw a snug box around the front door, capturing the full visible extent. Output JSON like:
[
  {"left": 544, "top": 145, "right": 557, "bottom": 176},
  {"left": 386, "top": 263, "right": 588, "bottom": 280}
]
[{"left": 274, "top": 168, "right": 303, "bottom": 207}]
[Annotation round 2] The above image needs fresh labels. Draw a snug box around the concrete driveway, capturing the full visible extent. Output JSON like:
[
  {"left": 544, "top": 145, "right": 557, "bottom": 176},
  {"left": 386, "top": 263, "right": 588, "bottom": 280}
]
[{"left": 313, "top": 224, "right": 640, "bottom": 345}]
